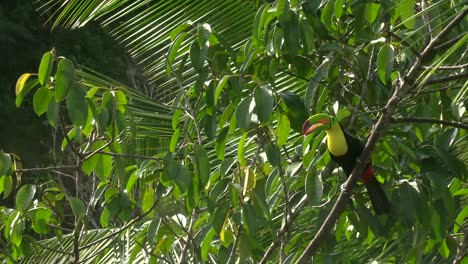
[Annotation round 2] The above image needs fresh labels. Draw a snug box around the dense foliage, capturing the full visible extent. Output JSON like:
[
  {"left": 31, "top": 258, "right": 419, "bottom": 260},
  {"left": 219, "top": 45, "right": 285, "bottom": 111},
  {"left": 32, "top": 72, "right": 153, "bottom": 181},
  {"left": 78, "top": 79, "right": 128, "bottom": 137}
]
[{"left": 1, "top": 0, "right": 467, "bottom": 263}]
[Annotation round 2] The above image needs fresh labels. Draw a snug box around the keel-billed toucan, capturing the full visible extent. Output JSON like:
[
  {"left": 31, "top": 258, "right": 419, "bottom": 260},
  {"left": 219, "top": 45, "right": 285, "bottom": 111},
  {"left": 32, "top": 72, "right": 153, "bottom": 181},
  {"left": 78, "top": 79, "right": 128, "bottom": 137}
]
[{"left": 302, "top": 113, "right": 390, "bottom": 214}]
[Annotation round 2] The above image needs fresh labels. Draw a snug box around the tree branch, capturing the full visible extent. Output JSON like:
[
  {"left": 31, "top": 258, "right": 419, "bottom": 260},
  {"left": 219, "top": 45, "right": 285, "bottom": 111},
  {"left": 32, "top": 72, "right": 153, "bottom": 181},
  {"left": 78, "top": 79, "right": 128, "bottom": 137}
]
[
  {"left": 295, "top": 9, "right": 468, "bottom": 263},
  {"left": 420, "top": 72, "right": 468, "bottom": 86},
  {"left": 391, "top": 117, "right": 468, "bottom": 130}
]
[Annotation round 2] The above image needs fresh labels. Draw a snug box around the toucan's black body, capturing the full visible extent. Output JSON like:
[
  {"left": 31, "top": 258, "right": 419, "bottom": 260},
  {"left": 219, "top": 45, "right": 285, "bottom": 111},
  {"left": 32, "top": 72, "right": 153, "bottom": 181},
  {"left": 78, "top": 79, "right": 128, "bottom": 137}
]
[{"left": 329, "top": 126, "right": 390, "bottom": 215}]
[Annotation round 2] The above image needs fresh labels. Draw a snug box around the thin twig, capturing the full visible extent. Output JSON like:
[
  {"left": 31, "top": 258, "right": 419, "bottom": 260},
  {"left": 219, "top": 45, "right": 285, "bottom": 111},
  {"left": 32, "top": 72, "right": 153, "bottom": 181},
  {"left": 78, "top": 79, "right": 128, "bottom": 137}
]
[
  {"left": 96, "top": 151, "right": 162, "bottom": 160},
  {"left": 14, "top": 165, "right": 78, "bottom": 173},
  {"left": 422, "top": 63, "right": 468, "bottom": 70},
  {"left": 390, "top": 117, "right": 468, "bottom": 130},
  {"left": 419, "top": 72, "right": 468, "bottom": 86},
  {"left": 409, "top": 84, "right": 462, "bottom": 94},
  {"left": 434, "top": 35, "right": 464, "bottom": 51}
]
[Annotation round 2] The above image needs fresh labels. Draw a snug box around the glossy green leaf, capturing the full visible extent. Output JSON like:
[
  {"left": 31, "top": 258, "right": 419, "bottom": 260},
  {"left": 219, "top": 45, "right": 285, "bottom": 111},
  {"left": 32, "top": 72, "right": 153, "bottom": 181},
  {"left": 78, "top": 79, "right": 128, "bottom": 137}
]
[
  {"left": 68, "top": 196, "right": 86, "bottom": 218},
  {"left": 95, "top": 150, "right": 113, "bottom": 180},
  {"left": 212, "top": 201, "right": 229, "bottom": 234},
  {"left": 186, "top": 171, "right": 199, "bottom": 210},
  {"left": 169, "top": 128, "right": 181, "bottom": 152},
  {"left": 0, "top": 152, "right": 12, "bottom": 176},
  {"left": 238, "top": 133, "right": 247, "bottom": 167},
  {"left": 66, "top": 85, "right": 88, "bottom": 127},
  {"left": 194, "top": 145, "right": 210, "bottom": 187},
  {"left": 170, "top": 21, "right": 193, "bottom": 41},
  {"left": 38, "top": 51, "right": 53, "bottom": 85},
  {"left": 254, "top": 86, "right": 274, "bottom": 123},
  {"left": 305, "top": 170, "right": 323, "bottom": 205},
  {"left": 201, "top": 228, "right": 216, "bottom": 261},
  {"left": 214, "top": 75, "right": 231, "bottom": 106},
  {"left": 305, "top": 58, "right": 332, "bottom": 109},
  {"left": 216, "top": 126, "right": 229, "bottom": 160},
  {"left": 166, "top": 32, "right": 188, "bottom": 75},
  {"left": 190, "top": 39, "right": 207, "bottom": 73},
  {"left": 365, "top": 3, "right": 380, "bottom": 24},
  {"left": 236, "top": 97, "right": 255, "bottom": 131},
  {"left": 55, "top": 58, "right": 75, "bottom": 102},
  {"left": 197, "top": 23, "right": 211, "bottom": 47},
  {"left": 266, "top": 142, "right": 281, "bottom": 167},
  {"left": 0, "top": 175, "right": 13, "bottom": 199},
  {"left": 398, "top": 0, "right": 415, "bottom": 29},
  {"left": 16, "top": 184, "right": 36, "bottom": 213},
  {"left": 47, "top": 98, "right": 59, "bottom": 128},
  {"left": 33, "top": 87, "right": 53, "bottom": 116},
  {"left": 277, "top": 114, "right": 290, "bottom": 147},
  {"left": 377, "top": 44, "right": 394, "bottom": 85}
]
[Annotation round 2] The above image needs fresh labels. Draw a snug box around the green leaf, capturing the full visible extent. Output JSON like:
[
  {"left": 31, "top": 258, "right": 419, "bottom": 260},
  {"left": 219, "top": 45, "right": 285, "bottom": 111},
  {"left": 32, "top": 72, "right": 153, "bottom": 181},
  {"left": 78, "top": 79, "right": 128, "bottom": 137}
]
[
  {"left": 33, "top": 87, "right": 54, "bottom": 116},
  {"left": 114, "top": 90, "right": 128, "bottom": 113},
  {"left": 38, "top": 51, "right": 53, "bottom": 85},
  {"left": 216, "top": 126, "right": 229, "bottom": 160},
  {"left": 174, "top": 164, "right": 191, "bottom": 193},
  {"left": 47, "top": 98, "right": 59, "bottom": 128},
  {"left": 55, "top": 58, "right": 75, "bottom": 102},
  {"left": 305, "top": 58, "right": 332, "bottom": 109},
  {"left": 169, "top": 128, "right": 181, "bottom": 152},
  {"left": 277, "top": 114, "right": 290, "bottom": 147},
  {"left": 236, "top": 97, "right": 255, "bottom": 131},
  {"left": 214, "top": 75, "right": 231, "bottom": 106},
  {"left": 201, "top": 228, "right": 216, "bottom": 261},
  {"left": 170, "top": 20, "right": 193, "bottom": 41},
  {"left": 16, "top": 76, "right": 40, "bottom": 108},
  {"left": 266, "top": 142, "right": 281, "bottom": 167},
  {"left": 9, "top": 211, "right": 24, "bottom": 247},
  {"left": 0, "top": 152, "right": 12, "bottom": 176},
  {"left": 377, "top": 44, "right": 394, "bottom": 85},
  {"left": 282, "top": 10, "right": 300, "bottom": 56},
  {"left": 305, "top": 170, "right": 323, "bottom": 205},
  {"left": 194, "top": 145, "right": 210, "bottom": 187},
  {"left": 66, "top": 85, "right": 88, "bottom": 127},
  {"left": 68, "top": 196, "right": 86, "bottom": 218},
  {"left": 254, "top": 86, "right": 274, "bottom": 123},
  {"left": 186, "top": 171, "right": 200, "bottom": 210},
  {"left": 398, "top": 0, "right": 415, "bottom": 29},
  {"left": 31, "top": 208, "right": 53, "bottom": 234},
  {"left": 212, "top": 201, "right": 229, "bottom": 233},
  {"left": 16, "top": 184, "right": 36, "bottom": 213},
  {"left": 95, "top": 148, "right": 113, "bottom": 180},
  {"left": 166, "top": 32, "right": 188, "bottom": 76},
  {"left": 454, "top": 206, "right": 468, "bottom": 233},
  {"left": 147, "top": 219, "right": 160, "bottom": 247},
  {"left": 238, "top": 133, "right": 247, "bottom": 167},
  {"left": 242, "top": 203, "right": 257, "bottom": 236},
  {"left": 0, "top": 175, "right": 13, "bottom": 199},
  {"left": 190, "top": 39, "right": 207, "bottom": 73},
  {"left": 197, "top": 23, "right": 211, "bottom": 47},
  {"left": 162, "top": 153, "right": 175, "bottom": 187},
  {"left": 365, "top": 3, "right": 380, "bottom": 24}
]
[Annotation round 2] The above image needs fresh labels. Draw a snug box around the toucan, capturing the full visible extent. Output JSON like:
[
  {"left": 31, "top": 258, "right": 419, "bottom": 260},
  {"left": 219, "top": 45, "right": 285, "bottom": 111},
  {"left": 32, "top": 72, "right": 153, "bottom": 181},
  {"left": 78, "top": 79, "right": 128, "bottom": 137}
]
[{"left": 302, "top": 113, "right": 390, "bottom": 214}]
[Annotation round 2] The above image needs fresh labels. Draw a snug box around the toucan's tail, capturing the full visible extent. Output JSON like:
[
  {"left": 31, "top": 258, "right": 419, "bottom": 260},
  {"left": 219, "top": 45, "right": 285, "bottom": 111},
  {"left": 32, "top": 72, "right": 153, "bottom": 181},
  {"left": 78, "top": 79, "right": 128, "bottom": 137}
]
[{"left": 365, "top": 180, "right": 390, "bottom": 215}]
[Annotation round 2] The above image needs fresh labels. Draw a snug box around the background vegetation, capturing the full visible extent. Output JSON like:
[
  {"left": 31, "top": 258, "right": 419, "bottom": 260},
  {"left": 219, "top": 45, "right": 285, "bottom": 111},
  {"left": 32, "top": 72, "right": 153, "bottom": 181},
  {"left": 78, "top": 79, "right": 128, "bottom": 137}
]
[{"left": 0, "top": 0, "right": 467, "bottom": 263}]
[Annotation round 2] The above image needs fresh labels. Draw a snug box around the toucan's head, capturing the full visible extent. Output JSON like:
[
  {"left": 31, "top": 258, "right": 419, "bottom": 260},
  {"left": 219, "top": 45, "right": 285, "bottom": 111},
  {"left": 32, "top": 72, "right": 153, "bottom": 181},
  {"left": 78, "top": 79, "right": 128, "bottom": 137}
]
[{"left": 302, "top": 113, "right": 338, "bottom": 136}]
